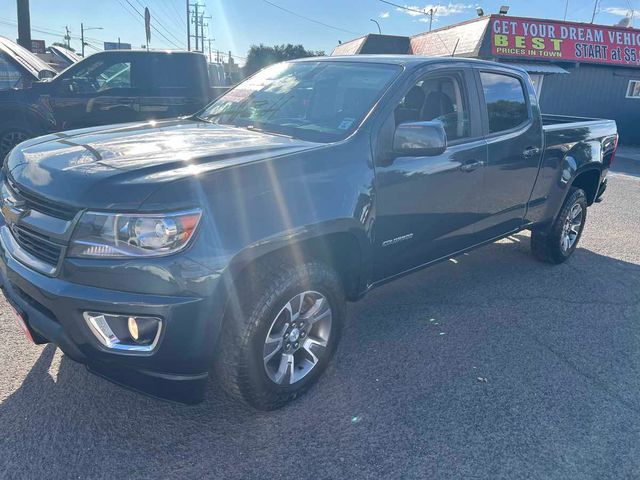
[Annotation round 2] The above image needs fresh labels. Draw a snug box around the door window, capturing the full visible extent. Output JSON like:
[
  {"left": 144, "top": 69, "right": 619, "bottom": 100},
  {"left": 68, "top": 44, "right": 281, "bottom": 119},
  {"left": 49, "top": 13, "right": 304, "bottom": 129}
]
[
  {"left": 479, "top": 72, "right": 528, "bottom": 133},
  {"left": 65, "top": 58, "right": 132, "bottom": 94},
  {"left": 394, "top": 72, "right": 470, "bottom": 141}
]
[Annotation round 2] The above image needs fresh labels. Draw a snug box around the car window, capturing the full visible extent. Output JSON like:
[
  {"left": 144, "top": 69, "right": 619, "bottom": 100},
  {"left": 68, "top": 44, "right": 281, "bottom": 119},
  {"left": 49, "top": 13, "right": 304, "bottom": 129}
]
[
  {"left": 394, "top": 72, "right": 470, "bottom": 141},
  {"left": 66, "top": 58, "right": 132, "bottom": 94},
  {"left": 97, "top": 62, "right": 131, "bottom": 90},
  {"left": 0, "top": 53, "right": 28, "bottom": 90},
  {"left": 480, "top": 72, "right": 528, "bottom": 134}
]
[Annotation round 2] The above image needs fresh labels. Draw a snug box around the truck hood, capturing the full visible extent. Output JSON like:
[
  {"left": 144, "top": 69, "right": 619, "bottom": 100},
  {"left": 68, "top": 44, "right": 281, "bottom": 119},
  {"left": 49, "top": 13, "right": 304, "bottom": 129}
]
[{"left": 6, "top": 119, "right": 321, "bottom": 210}]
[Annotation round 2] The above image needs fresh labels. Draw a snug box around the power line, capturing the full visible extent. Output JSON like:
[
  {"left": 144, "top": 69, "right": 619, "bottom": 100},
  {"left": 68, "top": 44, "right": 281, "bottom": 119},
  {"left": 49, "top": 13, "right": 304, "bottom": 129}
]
[
  {"left": 261, "top": 0, "right": 360, "bottom": 35},
  {"left": 117, "top": 0, "right": 184, "bottom": 48},
  {"left": 153, "top": 0, "right": 186, "bottom": 35},
  {"left": 378, "top": 0, "right": 434, "bottom": 17},
  {"left": 0, "top": 17, "right": 104, "bottom": 49},
  {"left": 132, "top": 0, "right": 184, "bottom": 48}
]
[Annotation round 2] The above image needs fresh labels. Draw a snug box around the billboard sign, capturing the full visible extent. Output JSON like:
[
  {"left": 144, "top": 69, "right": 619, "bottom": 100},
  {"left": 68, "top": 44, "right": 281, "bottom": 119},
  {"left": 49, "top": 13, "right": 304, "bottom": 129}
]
[
  {"left": 30, "top": 39, "right": 46, "bottom": 54},
  {"left": 491, "top": 15, "right": 640, "bottom": 66},
  {"left": 104, "top": 42, "right": 132, "bottom": 50}
]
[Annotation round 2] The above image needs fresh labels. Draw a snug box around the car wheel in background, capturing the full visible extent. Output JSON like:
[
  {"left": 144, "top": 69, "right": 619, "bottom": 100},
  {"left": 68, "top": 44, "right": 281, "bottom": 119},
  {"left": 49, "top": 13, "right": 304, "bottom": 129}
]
[{"left": 0, "top": 123, "right": 35, "bottom": 161}]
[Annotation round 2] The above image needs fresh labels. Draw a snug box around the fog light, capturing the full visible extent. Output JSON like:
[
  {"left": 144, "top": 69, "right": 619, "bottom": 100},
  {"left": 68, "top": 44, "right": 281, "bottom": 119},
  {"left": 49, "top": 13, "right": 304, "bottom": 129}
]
[
  {"left": 83, "top": 312, "right": 162, "bottom": 352},
  {"left": 128, "top": 317, "right": 139, "bottom": 340}
]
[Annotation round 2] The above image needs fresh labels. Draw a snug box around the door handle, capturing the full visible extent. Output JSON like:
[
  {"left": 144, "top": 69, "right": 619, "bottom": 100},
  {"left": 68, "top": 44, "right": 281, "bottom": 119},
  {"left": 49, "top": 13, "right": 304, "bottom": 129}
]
[
  {"left": 460, "top": 160, "right": 485, "bottom": 172},
  {"left": 523, "top": 146, "right": 541, "bottom": 158}
]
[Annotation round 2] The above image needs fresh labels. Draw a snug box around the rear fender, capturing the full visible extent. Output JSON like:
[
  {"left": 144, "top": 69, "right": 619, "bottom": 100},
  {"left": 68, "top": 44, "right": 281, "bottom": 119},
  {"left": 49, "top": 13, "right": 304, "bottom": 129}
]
[{"left": 528, "top": 137, "right": 608, "bottom": 227}]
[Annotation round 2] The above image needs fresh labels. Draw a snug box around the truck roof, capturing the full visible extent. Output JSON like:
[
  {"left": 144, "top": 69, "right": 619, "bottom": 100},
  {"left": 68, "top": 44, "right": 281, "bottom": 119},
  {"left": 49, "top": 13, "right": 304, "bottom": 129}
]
[
  {"left": 89, "top": 49, "right": 206, "bottom": 57},
  {"left": 292, "top": 54, "right": 528, "bottom": 75}
]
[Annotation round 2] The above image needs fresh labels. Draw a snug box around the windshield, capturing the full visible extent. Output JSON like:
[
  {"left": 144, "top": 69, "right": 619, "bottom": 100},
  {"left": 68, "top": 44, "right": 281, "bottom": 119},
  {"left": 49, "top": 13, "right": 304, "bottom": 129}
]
[{"left": 199, "top": 61, "right": 401, "bottom": 142}]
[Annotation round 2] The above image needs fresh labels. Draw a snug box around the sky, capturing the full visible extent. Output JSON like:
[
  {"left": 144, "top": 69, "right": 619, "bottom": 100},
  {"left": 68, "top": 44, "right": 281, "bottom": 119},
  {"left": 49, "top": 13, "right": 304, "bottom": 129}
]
[{"left": 1, "top": 0, "right": 638, "bottom": 64}]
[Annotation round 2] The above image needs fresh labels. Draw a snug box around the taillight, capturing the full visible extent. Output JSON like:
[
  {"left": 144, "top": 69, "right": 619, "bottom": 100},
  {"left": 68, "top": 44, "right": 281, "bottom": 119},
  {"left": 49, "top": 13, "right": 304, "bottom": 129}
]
[{"left": 608, "top": 135, "right": 619, "bottom": 167}]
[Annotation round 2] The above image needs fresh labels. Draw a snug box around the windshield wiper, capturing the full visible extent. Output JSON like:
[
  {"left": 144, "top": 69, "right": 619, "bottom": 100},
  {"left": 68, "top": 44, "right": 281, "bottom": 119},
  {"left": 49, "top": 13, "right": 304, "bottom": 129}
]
[
  {"left": 192, "top": 114, "right": 213, "bottom": 124},
  {"left": 245, "top": 125, "right": 293, "bottom": 139}
]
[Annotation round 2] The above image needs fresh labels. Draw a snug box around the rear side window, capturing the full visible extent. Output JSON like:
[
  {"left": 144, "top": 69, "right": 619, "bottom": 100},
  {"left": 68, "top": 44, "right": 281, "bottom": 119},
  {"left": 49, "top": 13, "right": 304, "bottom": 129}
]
[
  {"left": 480, "top": 72, "right": 528, "bottom": 133},
  {"left": 0, "top": 53, "right": 27, "bottom": 90}
]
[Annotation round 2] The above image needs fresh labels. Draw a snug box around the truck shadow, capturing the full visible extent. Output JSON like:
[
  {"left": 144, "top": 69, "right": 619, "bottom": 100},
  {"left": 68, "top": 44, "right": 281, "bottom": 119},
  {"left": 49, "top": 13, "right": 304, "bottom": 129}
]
[{"left": 1, "top": 233, "right": 639, "bottom": 477}]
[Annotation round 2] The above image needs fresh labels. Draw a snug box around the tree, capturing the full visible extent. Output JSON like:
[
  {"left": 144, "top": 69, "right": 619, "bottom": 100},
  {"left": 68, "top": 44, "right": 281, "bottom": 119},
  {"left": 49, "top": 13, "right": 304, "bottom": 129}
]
[
  {"left": 52, "top": 42, "right": 75, "bottom": 52},
  {"left": 244, "top": 43, "right": 324, "bottom": 76}
]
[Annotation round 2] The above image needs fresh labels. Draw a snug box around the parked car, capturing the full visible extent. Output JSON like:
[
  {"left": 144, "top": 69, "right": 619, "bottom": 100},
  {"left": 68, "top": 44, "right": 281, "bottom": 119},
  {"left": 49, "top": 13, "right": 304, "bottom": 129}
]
[
  {"left": 0, "top": 49, "right": 217, "bottom": 159},
  {"left": 0, "top": 36, "right": 56, "bottom": 90},
  {"left": 0, "top": 56, "right": 617, "bottom": 409},
  {"left": 39, "top": 45, "right": 81, "bottom": 72}
]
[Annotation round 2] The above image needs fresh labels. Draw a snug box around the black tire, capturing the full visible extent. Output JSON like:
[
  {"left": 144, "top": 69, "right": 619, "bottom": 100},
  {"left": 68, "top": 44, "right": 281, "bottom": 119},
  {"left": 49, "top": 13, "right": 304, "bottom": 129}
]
[
  {"left": 214, "top": 258, "right": 345, "bottom": 410},
  {"left": 0, "top": 122, "right": 35, "bottom": 161},
  {"left": 531, "top": 187, "right": 588, "bottom": 264}
]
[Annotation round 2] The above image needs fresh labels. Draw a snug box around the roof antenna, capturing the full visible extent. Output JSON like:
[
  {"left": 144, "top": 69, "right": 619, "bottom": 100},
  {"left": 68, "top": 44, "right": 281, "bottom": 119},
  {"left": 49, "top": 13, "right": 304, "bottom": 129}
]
[{"left": 451, "top": 38, "right": 460, "bottom": 57}]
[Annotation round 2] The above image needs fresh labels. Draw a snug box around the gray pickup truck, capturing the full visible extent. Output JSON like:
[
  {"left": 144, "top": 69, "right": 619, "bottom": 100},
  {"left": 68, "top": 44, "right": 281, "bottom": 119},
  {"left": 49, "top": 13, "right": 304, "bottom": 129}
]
[{"left": 0, "top": 56, "right": 617, "bottom": 409}]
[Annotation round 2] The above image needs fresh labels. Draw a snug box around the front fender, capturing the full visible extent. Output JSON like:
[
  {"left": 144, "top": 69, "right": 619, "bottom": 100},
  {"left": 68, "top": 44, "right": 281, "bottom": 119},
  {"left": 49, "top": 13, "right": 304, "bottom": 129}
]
[{"left": 0, "top": 88, "right": 55, "bottom": 131}]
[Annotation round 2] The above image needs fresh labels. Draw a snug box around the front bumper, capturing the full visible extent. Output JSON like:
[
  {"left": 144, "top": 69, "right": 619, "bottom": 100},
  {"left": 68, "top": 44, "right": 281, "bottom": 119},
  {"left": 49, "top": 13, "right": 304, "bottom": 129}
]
[{"left": 0, "top": 231, "right": 218, "bottom": 404}]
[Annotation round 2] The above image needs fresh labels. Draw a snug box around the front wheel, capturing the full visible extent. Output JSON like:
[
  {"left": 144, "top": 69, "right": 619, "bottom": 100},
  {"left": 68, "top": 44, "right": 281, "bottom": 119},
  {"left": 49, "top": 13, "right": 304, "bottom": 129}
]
[
  {"left": 531, "top": 187, "right": 588, "bottom": 264},
  {"left": 0, "top": 123, "right": 35, "bottom": 160},
  {"left": 215, "top": 259, "right": 345, "bottom": 410}
]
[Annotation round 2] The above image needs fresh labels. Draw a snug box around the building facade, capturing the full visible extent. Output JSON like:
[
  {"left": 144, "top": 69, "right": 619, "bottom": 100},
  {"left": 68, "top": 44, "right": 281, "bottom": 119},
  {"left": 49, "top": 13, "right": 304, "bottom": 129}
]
[{"left": 333, "top": 15, "right": 640, "bottom": 144}]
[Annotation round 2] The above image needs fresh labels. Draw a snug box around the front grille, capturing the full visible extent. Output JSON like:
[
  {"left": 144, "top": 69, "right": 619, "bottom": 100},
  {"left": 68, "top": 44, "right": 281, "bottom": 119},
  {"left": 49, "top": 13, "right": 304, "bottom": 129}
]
[
  {"left": 11, "top": 225, "right": 63, "bottom": 266},
  {"left": 7, "top": 180, "right": 78, "bottom": 220}
]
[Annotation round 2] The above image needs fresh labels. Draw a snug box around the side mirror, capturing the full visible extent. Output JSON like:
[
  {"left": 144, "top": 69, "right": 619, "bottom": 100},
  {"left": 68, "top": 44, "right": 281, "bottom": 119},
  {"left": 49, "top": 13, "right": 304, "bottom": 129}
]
[
  {"left": 38, "top": 70, "right": 55, "bottom": 81},
  {"left": 393, "top": 121, "right": 447, "bottom": 157}
]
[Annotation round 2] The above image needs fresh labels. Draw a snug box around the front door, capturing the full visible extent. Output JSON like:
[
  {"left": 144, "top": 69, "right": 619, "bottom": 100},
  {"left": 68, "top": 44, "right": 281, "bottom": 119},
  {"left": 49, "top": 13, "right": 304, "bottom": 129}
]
[
  {"left": 52, "top": 54, "right": 141, "bottom": 130},
  {"left": 373, "top": 67, "right": 488, "bottom": 281}
]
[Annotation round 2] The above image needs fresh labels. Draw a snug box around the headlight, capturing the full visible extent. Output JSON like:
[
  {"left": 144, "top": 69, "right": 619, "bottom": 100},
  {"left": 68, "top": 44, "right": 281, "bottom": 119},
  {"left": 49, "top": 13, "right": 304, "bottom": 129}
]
[{"left": 68, "top": 209, "right": 202, "bottom": 258}]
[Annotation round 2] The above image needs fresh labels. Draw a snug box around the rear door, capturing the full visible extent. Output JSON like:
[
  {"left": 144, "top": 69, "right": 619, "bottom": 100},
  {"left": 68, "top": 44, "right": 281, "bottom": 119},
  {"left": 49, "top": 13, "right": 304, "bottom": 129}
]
[
  {"left": 138, "top": 54, "right": 210, "bottom": 119},
  {"left": 473, "top": 68, "right": 544, "bottom": 241},
  {"left": 372, "top": 65, "right": 488, "bottom": 281}
]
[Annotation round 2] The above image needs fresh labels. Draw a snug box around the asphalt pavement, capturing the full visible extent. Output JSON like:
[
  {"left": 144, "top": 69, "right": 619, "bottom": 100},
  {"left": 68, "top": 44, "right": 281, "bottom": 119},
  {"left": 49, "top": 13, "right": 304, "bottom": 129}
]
[{"left": 0, "top": 159, "right": 639, "bottom": 479}]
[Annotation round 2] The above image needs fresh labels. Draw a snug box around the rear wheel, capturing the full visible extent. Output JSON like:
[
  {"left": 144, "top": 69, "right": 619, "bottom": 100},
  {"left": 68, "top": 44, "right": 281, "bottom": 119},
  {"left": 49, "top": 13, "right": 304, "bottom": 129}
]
[
  {"left": 531, "top": 187, "right": 588, "bottom": 264},
  {"left": 215, "top": 259, "right": 345, "bottom": 410}
]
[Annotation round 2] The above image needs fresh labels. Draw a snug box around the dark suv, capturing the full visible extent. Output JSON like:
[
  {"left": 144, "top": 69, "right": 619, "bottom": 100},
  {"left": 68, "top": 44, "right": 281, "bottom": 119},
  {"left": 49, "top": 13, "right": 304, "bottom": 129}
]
[{"left": 0, "top": 50, "right": 213, "bottom": 158}]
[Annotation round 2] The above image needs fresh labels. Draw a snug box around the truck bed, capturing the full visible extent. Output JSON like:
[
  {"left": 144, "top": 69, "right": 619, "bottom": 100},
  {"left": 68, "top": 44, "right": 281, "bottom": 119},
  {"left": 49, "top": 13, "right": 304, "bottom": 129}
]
[{"left": 541, "top": 114, "right": 615, "bottom": 131}]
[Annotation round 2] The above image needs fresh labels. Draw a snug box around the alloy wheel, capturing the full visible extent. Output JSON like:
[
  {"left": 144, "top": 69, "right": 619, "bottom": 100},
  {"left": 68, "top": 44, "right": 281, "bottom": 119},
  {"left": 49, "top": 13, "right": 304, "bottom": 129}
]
[
  {"left": 560, "top": 202, "right": 583, "bottom": 253},
  {"left": 263, "top": 290, "right": 332, "bottom": 385}
]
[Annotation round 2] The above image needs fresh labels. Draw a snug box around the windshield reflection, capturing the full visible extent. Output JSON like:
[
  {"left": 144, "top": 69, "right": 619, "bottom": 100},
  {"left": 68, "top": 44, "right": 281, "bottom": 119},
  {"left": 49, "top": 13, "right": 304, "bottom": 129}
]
[{"left": 200, "top": 61, "right": 401, "bottom": 143}]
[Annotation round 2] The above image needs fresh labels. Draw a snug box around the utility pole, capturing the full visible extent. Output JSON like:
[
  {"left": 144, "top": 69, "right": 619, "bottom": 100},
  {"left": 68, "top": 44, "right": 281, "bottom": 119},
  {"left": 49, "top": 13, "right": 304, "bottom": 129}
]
[
  {"left": 205, "top": 38, "right": 215, "bottom": 62},
  {"left": 64, "top": 26, "right": 71, "bottom": 49},
  {"left": 16, "top": 0, "right": 32, "bottom": 50},
  {"left": 201, "top": 14, "right": 211, "bottom": 53},
  {"left": 590, "top": 0, "right": 599, "bottom": 23},
  {"left": 193, "top": 3, "right": 199, "bottom": 51},
  {"left": 427, "top": 7, "right": 437, "bottom": 32},
  {"left": 186, "top": 0, "right": 191, "bottom": 51}
]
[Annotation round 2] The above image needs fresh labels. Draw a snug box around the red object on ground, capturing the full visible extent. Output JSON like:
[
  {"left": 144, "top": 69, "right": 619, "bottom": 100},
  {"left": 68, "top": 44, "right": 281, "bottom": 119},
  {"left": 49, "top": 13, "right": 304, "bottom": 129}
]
[{"left": 9, "top": 305, "right": 34, "bottom": 343}]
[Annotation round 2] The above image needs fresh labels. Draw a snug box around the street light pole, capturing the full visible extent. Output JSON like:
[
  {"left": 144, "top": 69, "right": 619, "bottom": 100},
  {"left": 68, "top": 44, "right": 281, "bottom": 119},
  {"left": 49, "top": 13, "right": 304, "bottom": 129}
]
[
  {"left": 81, "top": 23, "right": 103, "bottom": 57},
  {"left": 370, "top": 19, "right": 381, "bottom": 34}
]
